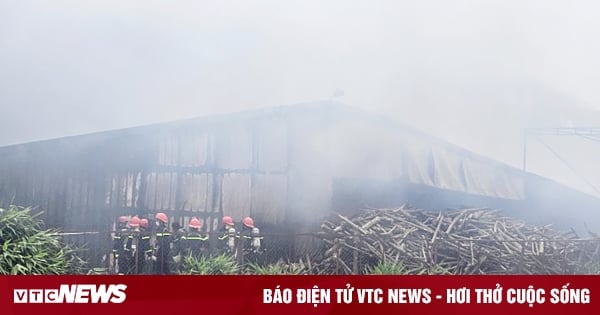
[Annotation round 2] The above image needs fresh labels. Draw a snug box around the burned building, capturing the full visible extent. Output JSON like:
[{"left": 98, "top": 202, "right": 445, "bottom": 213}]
[{"left": 1, "top": 101, "right": 599, "bottom": 265}]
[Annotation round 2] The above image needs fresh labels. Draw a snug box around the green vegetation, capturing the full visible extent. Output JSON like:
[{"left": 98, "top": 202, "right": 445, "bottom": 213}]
[
  {"left": 365, "top": 261, "right": 408, "bottom": 275},
  {"left": 246, "top": 260, "right": 307, "bottom": 275},
  {"left": 180, "top": 253, "right": 239, "bottom": 275},
  {"left": 0, "top": 205, "right": 87, "bottom": 274}
]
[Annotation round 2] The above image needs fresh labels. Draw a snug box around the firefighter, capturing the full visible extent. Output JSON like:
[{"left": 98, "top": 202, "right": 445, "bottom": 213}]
[
  {"left": 216, "top": 215, "right": 238, "bottom": 256},
  {"left": 171, "top": 221, "right": 187, "bottom": 272},
  {"left": 138, "top": 218, "right": 152, "bottom": 274},
  {"left": 239, "top": 216, "right": 262, "bottom": 266},
  {"left": 152, "top": 212, "right": 171, "bottom": 274},
  {"left": 183, "top": 217, "right": 209, "bottom": 259},
  {"left": 126, "top": 216, "right": 141, "bottom": 274},
  {"left": 112, "top": 216, "right": 130, "bottom": 274}
]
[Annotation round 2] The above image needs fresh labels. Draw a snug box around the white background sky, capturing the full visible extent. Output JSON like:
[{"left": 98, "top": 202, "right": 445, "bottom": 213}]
[{"left": 2, "top": 0, "right": 600, "bottom": 196}]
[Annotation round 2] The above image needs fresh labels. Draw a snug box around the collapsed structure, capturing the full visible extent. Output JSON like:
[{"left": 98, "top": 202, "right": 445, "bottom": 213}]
[{"left": 1, "top": 101, "right": 599, "bottom": 266}]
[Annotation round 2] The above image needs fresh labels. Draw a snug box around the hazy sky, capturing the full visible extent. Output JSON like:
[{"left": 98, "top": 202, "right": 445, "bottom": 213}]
[{"left": 2, "top": 0, "right": 600, "bottom": 196}]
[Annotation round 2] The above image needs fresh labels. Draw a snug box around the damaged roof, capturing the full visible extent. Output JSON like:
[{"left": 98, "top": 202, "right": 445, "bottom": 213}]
[{"left": 0, "top": 101, "right": 559, "bottom": 201}]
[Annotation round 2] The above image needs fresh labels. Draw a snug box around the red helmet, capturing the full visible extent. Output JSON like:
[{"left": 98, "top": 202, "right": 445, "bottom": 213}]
[
  {"left": 129, "top": 216, "right": 140, "bottom": 227},
  {"left": 243, "top": 216, "right": 254, "bottom": 228},
  {"left": 140, "top": 218, "right": 149, "bottom": 228},
  {"left": 189, "top": 217, "right": 202, "bottom": 229},
  {"left": 222, "top": 216, "right": 234, "bottom": 226},
  {"left": 118, "top": 216, "right": 128, "bottom": 223},
  {"left": 155, "top": 212, "right": 168, "bottom": 223}
]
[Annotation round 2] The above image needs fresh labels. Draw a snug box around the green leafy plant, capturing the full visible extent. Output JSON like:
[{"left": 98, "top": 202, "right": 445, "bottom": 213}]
[
  {"left": 247, "top": 260, "right": 307, "bottom": 275},
  {"left": 0, "top": 205, "right": 87, "bottom": 274},
  {"left": 366, "top": 261, "right": 408, "bottom": 275},
  {"left": 180, "top": 253, "right": 239, "bottom": 275}
]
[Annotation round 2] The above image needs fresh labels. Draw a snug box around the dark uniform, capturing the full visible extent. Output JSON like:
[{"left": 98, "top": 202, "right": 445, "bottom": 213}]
[
  {"left": 138, "top": 222, "right": 152, "bottom": 274},
  {"left": 239, "top": 225, "right": 256, "bottom": 265},
  {"left": 153, "top": 222, "right": 171, "bottom": 274},
  {"left": 239, "top": 217, "right": 262, "bottom": 266},
  {"left": 183, "top": 230, "right": 209, "bottom": 258},
  {"left": 171, "top": 223, "right": 187, "bottom": 272},
  {"left": 112, "top": 217, "right": 130, "bottom": 274},
  {"left": 126, "top": 230, "right": 139, "bottom": 274}
]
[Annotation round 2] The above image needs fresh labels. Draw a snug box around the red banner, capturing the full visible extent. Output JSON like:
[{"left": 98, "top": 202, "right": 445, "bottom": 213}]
[{"left": 0, "top": 275, "right": 596, "bottom": 315}]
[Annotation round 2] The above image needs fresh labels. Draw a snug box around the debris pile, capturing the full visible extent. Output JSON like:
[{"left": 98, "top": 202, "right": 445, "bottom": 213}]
[{"left": 316, "top": 206, "right": 600, "bottom": 274}]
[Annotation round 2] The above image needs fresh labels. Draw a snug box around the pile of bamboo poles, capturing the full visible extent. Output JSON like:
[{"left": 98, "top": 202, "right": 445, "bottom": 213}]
[{"left": 315, "top": 206, "right": 600, "bottom": 274}]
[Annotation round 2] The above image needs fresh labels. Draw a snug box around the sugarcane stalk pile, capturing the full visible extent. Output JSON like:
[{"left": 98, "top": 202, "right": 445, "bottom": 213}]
[{"left": 315, "top": 205, "right": 600, "bottom": 275}]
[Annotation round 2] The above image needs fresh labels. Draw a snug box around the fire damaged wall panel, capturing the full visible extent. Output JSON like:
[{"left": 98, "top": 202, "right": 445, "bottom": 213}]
[
  {"left": 156, "top": 172, "right": 177, "bottom": 210},
  {"left": 256, "top": 120, "right": 288, "bottom": 173},
  {"left": 215, "top": 128, "right": 253, "bottom": 170},
  {"left": 104, "top": 174, "right": 114, "bottom": 207},
  {"left": 143, "top": 172, "right": 157, "bottom": 210},
  {"left": 106, "top": 172, "right": 131, "bottom": 210},
  {"left": 106, "top": 173, "right": 132, "bottom": 209},
  {"left": 125, "top": 172, "right": 141, "bottom": 208},
  {"left": 88, "top": 169, "right": 111, "bottom": 226},
  {"left": 207, "top": 215, "right": 221, "bottom": 233},
  {"left": 179, "top": 173, "right": 212, "bottom": 212},
  {"left": 178, "top": 132, "right": 209, "bottom": 167},
  {"left": 158, "top": 134, "right": 179, "bottom": 166},
  {"left": 251, "top": 174, "right": 287, "bottom": 224},
  {"left": 221, "top": 173, "right": 251, "bottom": 221},
  {"left": 105, "top": 173, "right": 120, "bottom": 209},
  {"left": 32, "top": 170, "right": 46, "bottom": 210},
  {"left": 65, "top": 173, "right": 92, "bottom": 228},
  {"left": 51, "top": 169, "right": 68, "bottom": 228},
  {"left": 144, "top": 172, "right": 177, "bottom": 210},
  {"left": 65, "top": 176, "right": 78, "bottom": 214},
  {"left": 18, "top": 162, "right": 32, "bottom": 204},
  {"left": 37, "top": 171, "right": 49, "bottom": 214},
  {"left": 43, "top": 172, "right": 57, "bottom": 224}
]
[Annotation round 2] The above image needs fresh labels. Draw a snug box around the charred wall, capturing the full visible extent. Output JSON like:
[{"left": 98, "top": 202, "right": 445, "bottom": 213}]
[{"left": 0, "top": 111, "right": 297, "bottom": 236}]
